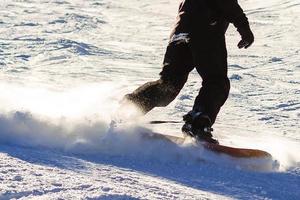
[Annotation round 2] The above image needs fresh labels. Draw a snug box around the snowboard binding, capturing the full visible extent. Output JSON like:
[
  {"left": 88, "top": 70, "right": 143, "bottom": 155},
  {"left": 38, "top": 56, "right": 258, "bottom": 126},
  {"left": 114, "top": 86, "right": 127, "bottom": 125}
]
[{"left": 182, "top": 110, "right": 219, "bottom": 144}]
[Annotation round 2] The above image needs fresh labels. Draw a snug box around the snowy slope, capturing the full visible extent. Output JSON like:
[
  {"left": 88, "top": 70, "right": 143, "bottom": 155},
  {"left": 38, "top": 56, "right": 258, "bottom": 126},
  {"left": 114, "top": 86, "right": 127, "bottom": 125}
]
[{"left": 0, "top": 0, "right": 300, "bottom": 199}]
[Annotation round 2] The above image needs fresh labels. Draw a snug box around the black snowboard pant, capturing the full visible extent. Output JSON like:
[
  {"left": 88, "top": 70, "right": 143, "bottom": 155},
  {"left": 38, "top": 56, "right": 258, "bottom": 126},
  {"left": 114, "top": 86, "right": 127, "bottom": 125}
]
[{"left": 125, "top": 24, "right": 230, "bottom": 125}]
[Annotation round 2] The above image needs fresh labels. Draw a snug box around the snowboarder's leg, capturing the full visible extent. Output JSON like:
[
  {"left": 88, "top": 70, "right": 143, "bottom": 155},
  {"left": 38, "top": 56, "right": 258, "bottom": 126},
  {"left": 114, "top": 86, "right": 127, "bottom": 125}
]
[
  {"left": 193, "top": 73, "right": 230, "bottom": 124},
  {"left": 192, "top": 29, "right": 230, "bottom": 125},
  {"left": 124, "top": 40, "right": 194, "bottom": 114},
  {"left": 181, "top": 24, "right": 229, "bottom": 143}
]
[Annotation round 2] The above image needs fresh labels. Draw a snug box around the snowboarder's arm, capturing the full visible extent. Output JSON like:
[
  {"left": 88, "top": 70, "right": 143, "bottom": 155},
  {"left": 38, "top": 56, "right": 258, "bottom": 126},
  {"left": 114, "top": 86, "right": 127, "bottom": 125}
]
[
  {"left": 215, "top": 0, "right": 249, "bottom": 28},
  {"left": 215, "top": 0, "right": 254, "bottom": 49}
]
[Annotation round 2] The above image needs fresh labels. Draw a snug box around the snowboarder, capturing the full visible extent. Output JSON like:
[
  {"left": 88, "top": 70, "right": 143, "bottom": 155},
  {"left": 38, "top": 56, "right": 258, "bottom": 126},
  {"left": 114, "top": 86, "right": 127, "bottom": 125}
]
[{"left": 123, "top": 0, "right": 254, "bottom": 144}]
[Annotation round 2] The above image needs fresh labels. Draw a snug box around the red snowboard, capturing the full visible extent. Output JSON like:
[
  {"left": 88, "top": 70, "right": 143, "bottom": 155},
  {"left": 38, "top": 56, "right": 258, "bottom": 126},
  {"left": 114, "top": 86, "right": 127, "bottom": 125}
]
[{"left": 142, "top": 131, "right": 272, "bottom": 159}]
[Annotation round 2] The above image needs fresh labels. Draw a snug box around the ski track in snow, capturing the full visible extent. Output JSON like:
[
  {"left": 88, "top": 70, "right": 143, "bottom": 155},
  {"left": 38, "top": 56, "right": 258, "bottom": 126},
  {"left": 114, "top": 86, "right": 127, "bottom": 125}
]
[{"left": 0, "top": 0, "right": 300, "bottom": 199}]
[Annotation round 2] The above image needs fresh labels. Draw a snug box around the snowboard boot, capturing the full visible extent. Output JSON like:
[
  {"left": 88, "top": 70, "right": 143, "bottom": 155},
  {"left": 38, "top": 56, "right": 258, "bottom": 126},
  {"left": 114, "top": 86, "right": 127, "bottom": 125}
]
[{"left": 181, "top": 110, "right": 219, "bottom": 144}]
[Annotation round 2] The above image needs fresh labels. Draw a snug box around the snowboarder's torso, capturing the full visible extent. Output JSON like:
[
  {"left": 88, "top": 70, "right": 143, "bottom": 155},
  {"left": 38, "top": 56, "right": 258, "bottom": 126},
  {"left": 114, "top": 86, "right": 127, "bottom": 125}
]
[{"left": 172, "top": 0, "right": 248, "bottom": 36}]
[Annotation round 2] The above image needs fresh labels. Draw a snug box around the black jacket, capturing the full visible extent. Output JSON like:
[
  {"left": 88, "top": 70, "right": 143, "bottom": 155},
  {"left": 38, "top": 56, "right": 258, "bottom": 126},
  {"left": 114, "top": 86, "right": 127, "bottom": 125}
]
[{"left": 173, "top": 0, "right": 249, "bottom": 35}]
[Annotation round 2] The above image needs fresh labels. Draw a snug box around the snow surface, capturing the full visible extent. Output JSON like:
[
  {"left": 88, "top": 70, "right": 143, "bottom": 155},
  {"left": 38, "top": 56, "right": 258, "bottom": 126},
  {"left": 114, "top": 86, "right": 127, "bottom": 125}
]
[{"left": 0, "top": 0, "right": 300, "bottom": 199}]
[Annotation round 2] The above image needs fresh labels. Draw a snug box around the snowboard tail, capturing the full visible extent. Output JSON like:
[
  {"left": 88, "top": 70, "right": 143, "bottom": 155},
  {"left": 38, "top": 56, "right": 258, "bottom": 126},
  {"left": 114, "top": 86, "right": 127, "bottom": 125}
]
[{"left": 201, "top": 142, "right": 272, "bottom": 158}]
